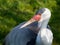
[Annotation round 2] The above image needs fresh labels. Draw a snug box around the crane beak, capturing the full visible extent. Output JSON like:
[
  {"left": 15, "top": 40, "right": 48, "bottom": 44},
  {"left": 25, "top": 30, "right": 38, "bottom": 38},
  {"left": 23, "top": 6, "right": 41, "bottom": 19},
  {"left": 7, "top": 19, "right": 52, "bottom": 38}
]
[{"left": 20, "top": 14, "right": 41, "bottom": 28}]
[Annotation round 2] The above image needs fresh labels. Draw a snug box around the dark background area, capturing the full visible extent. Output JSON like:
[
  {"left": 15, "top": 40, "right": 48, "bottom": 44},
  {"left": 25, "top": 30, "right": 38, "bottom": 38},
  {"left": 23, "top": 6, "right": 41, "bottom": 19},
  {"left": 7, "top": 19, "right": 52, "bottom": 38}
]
[{"left": 0, "top": 0, "right": 60, "bottom": 45}]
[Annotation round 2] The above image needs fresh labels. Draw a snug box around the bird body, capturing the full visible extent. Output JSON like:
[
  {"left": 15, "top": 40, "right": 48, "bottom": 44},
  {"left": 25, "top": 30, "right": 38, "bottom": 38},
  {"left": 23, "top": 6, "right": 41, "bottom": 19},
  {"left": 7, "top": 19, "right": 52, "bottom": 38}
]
[
  {"left": 3, "top": 22, "right": 37, "bottom": 45},
  {"left": 3, "top": 8, "right": 53, "bottom": 45}
]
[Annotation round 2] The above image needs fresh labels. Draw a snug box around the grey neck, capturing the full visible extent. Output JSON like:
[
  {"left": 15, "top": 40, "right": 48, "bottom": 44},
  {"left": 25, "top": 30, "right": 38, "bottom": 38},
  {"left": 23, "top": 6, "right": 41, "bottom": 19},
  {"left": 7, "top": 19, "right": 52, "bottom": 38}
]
[{"left": 39, "top": 19, "right": 49, "bottom": 30}]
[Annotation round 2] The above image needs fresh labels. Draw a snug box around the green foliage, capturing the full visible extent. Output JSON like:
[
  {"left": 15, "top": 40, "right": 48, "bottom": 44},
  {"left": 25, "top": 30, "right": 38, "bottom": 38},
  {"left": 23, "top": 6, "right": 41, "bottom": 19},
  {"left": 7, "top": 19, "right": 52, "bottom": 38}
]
[{"left": 0, "top": 0, "right": 60, "bottom": 45}]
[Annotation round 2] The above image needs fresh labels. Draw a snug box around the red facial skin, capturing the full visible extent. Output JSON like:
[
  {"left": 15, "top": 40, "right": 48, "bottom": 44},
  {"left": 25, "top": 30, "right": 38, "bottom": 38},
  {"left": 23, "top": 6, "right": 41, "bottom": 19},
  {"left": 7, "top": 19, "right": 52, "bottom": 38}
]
[{"left": 32, "top": 14, "right": 41, "bottom": 21}]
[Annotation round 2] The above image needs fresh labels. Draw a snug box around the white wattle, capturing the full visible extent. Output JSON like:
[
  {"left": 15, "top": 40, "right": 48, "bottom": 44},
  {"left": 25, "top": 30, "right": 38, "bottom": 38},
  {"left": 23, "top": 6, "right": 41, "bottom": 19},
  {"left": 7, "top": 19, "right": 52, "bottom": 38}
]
[
  {"left": 36, "top": 28, "right": 53, "bottom": 45},
  {"left": 36, "top": 8, "right": 53, "bottom": 45}
]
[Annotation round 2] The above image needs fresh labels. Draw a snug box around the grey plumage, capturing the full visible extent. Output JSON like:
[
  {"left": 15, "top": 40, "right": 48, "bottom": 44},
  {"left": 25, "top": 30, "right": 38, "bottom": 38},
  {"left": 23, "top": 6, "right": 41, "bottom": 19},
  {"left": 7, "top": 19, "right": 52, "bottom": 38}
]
[
  {"left": 3, "top": 22, "right": 37, "bottom": 45},
  {"left": 3, "top": 8, "right": 53, "bottom": 45},
  {"left": 3, "top": 21, "right": 51, "bottom": 45}
]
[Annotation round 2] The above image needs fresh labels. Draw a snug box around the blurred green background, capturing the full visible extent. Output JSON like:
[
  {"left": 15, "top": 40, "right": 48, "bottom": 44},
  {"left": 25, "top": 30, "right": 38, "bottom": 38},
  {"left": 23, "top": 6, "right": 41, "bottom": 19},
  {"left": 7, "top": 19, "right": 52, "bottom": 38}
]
[{"left": 0, "top": 0, "right": 60, "bottom": 45}]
